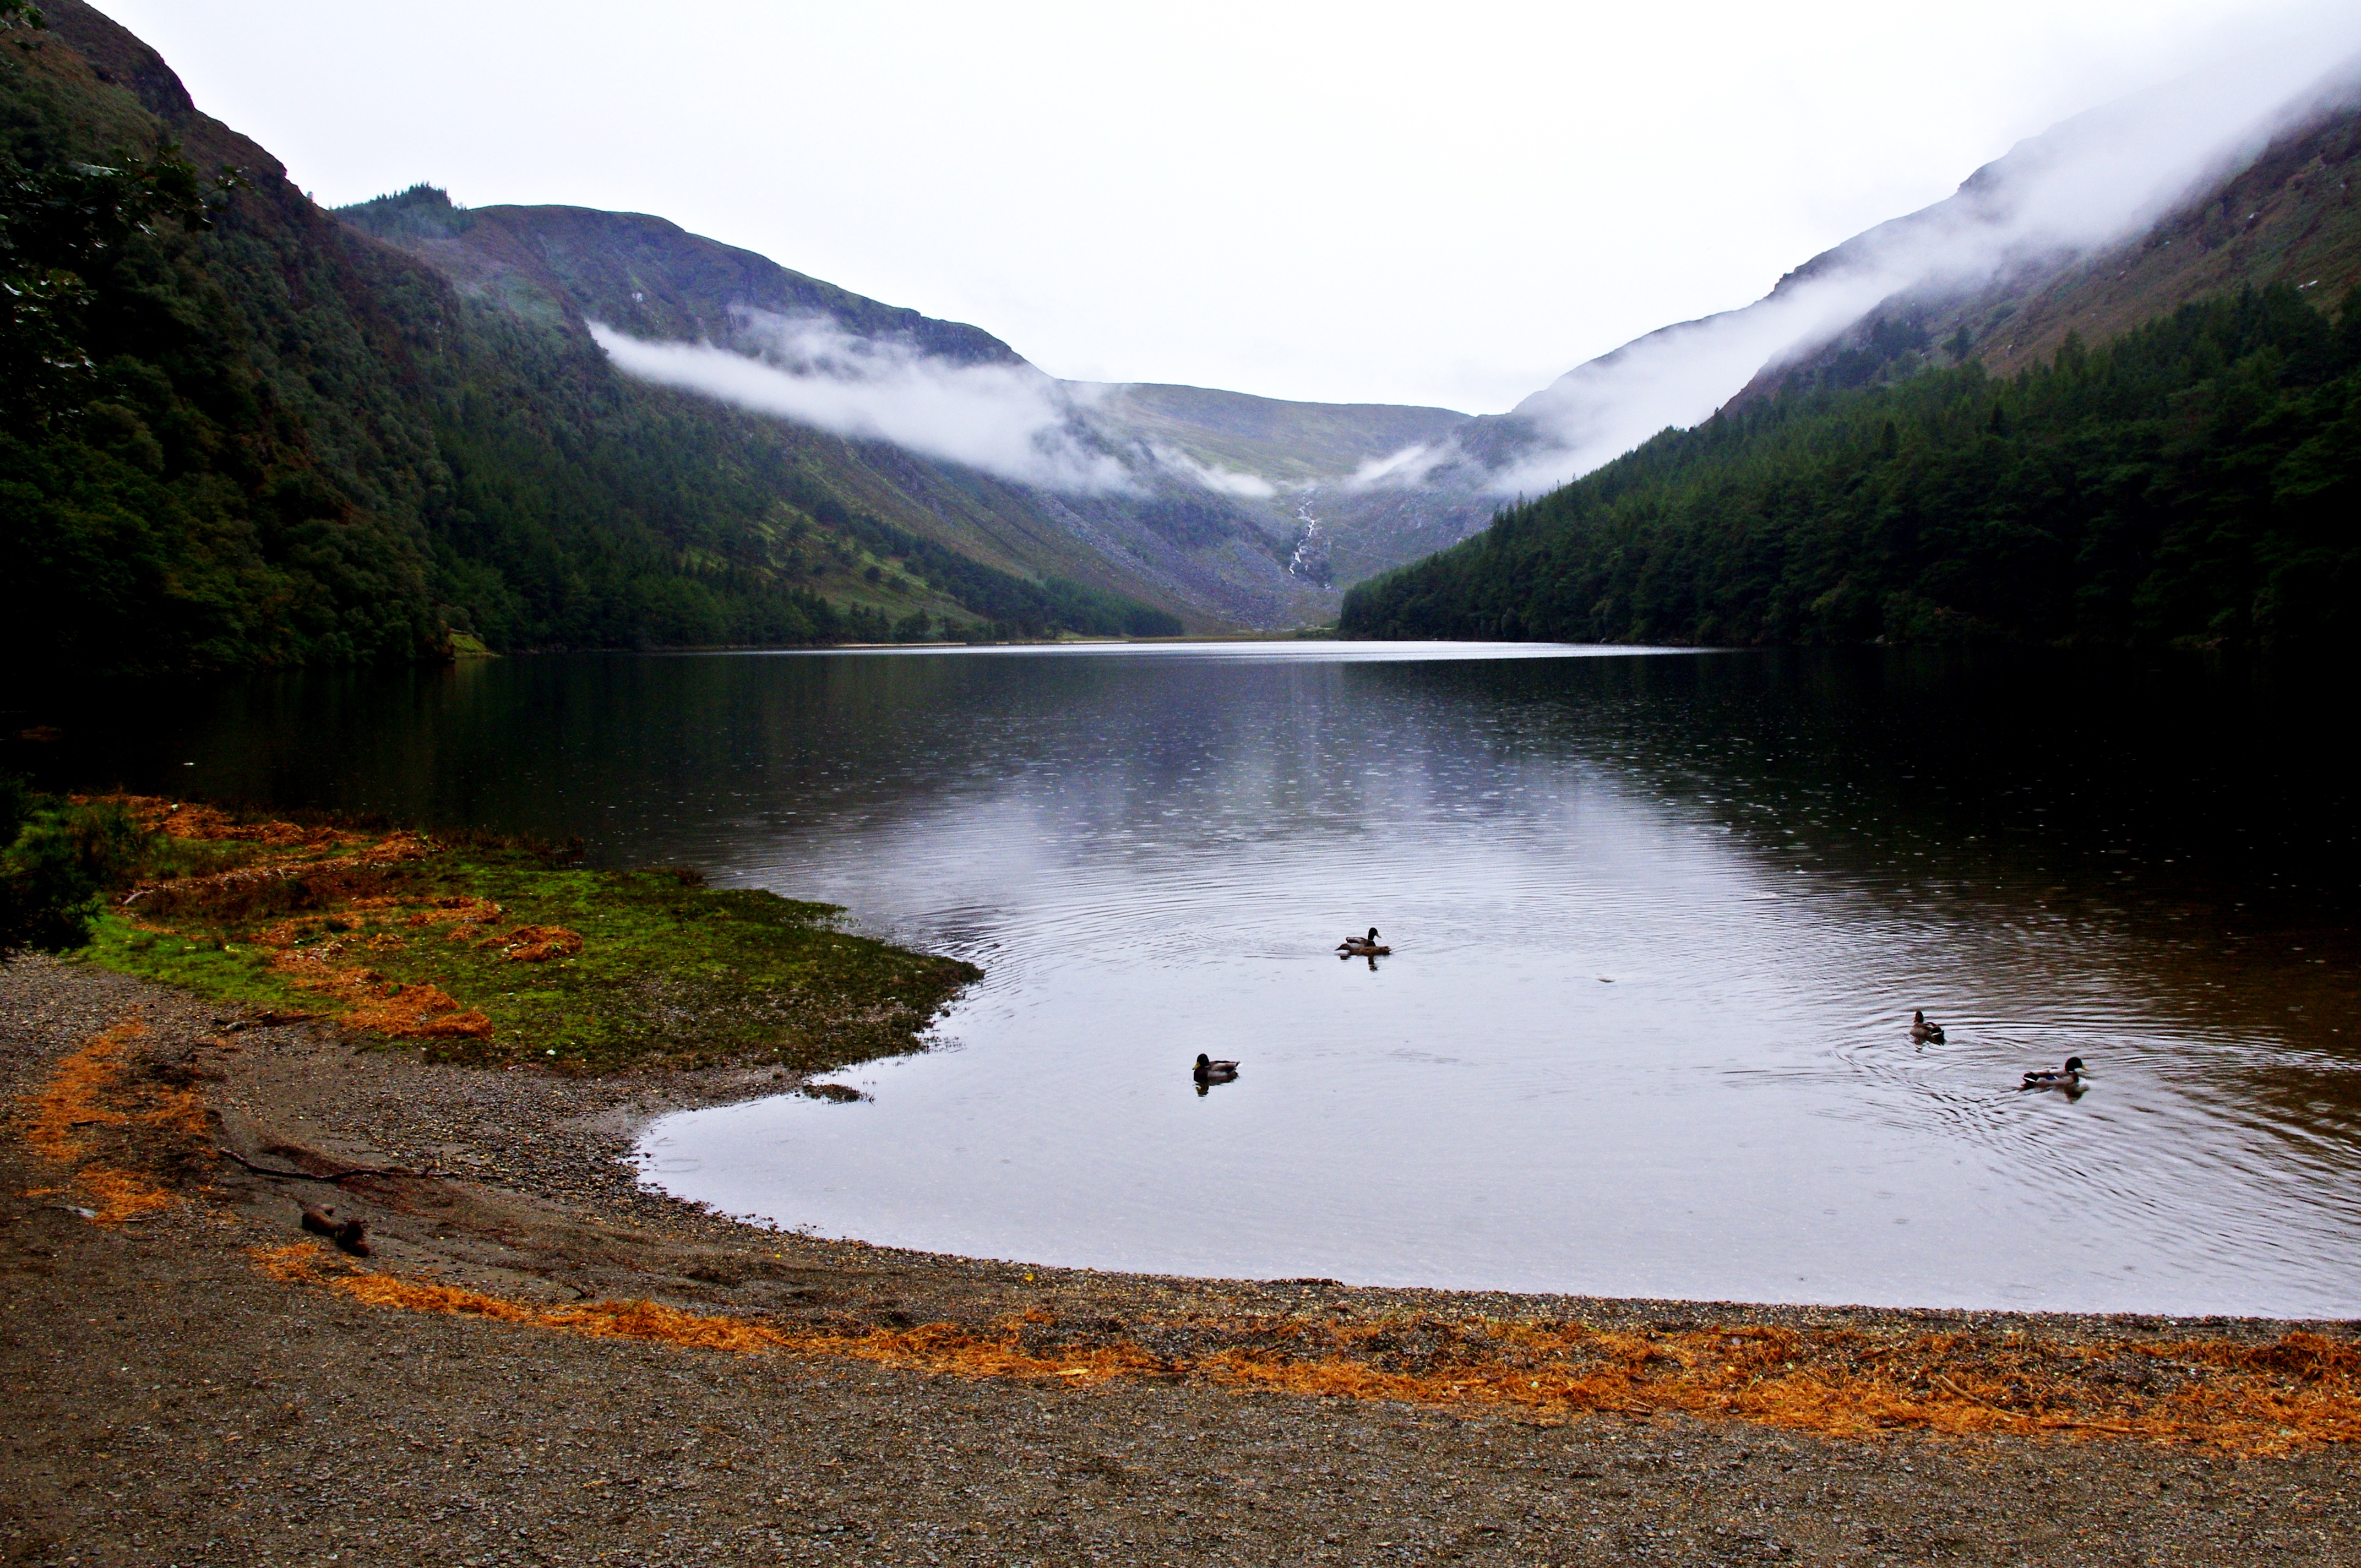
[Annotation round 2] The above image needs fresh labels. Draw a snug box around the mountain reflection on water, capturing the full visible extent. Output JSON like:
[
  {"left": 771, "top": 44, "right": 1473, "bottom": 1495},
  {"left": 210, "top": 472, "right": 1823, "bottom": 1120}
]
[{"left": 34, "top": 643, "right": 2361, "bottom": 1314}]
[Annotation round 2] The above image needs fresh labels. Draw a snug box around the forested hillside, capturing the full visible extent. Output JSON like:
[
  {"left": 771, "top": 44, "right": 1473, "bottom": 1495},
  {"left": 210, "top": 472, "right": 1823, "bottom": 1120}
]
[
  {"left": 327, "top": 185, "right": 1325, "bottom": 633},
  {"left": 0, "top": 0, "right": 1180, "bottom": 683},
  {"left": 1342, "top": 285, "right": 2361, "bottom": 649}
]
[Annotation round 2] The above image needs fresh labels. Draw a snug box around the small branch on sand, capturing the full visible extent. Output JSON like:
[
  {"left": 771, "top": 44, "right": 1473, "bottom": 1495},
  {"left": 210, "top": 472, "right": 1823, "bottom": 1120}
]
[
  {"left": 1933, "top": 1373, "right": 2005, "bottom": 1411},
  {"left": 213, "top": 1146, "right": 443, "bottom": 1184}
]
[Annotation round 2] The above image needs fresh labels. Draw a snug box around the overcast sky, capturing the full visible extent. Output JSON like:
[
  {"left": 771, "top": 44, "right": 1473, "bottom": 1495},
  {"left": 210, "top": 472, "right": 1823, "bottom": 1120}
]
[{"left": 88, "top": 0, "right": 2350, "bottom": 412}]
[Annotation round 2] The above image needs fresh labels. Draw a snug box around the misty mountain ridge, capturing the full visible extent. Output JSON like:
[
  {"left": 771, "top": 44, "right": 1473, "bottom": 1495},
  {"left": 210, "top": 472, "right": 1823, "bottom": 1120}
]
[
  {"left": 7, "top": 0, "right": 1302, "bottom": 677},
  {"left": 1422, "top": 42, "right": 2361, "bottom": 501},
  {"left": 14, "top": 0, "right": 2360, "bottom": 684},
  {"left": 335, "top": 182, "right": 1481, "bottom": 610},
  {"left": 335, "top": 183, "right": 1470, "bottom": 481},
  {"left": 1334, "top": 52, "right": 2361, "bottom": 650},
  {"left": 437, "top": 40, "right": 2361, "bottom": 600},
  {"left": 1752, "top": 94, "right": 2361, "bottom": 403}
]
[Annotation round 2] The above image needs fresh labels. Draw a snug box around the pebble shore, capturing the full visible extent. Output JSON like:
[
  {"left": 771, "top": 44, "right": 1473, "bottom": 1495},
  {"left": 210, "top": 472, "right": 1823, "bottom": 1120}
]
[{"left": 4, "top": 955, "right": 2355, "bottom": 1566}]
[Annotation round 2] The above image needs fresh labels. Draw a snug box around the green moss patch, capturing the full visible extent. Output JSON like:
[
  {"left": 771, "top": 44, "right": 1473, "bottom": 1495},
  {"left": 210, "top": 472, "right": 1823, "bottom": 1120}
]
[{"left": 78, "top": 801, "right": 978, "bottom": 1075}]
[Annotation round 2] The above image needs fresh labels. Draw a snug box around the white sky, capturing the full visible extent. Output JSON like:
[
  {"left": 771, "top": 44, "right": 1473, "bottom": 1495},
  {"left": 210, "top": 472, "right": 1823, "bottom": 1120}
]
[{"left": 88, "top": 0, "right": 2349, "bottom": 412}]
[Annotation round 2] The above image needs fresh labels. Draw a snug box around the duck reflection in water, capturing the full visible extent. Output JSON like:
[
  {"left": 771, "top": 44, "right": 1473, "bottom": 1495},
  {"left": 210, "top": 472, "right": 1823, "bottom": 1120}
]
[{"left": 1193, "top": 1053, "right": 1241, "bottom": 1096}]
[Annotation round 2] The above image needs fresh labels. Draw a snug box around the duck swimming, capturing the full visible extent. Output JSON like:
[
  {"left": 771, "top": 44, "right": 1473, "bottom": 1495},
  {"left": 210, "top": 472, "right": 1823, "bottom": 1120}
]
[
  {"left": 1193, "top": 1053, "right": 1241, "bottom": 1084},
  {"left": 2021, "top": 1055, "right": 2087, "bottom": 1091},
  {"left": 1337, "top": 926, "right": 1391, "bottom": 956},
  {"left": 1910, "top": 1010, "right": 1946, "bottom": 1044}
]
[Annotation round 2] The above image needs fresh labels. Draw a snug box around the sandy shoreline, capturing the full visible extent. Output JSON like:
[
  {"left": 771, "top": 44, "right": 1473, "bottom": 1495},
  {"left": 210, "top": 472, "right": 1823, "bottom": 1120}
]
[{"left": 6, "top": 955, "right": 2358, "bottom": 1565}]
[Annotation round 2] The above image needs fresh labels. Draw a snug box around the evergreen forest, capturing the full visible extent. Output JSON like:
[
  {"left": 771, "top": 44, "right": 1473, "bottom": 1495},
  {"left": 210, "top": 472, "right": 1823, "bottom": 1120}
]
[
  {"left": 1342, "top": 285, "right": 2361, "bottom": 649},
  {"left": 1, "top": 4, "right": 1177, "bottom": 684}
]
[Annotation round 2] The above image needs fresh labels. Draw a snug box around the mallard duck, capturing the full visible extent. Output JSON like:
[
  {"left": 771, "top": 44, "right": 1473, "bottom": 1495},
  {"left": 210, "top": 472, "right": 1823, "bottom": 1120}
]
[
  {"left": 1337, "top": 926, "right": 1390, "bottom": 956},
  {"left": 2020, "top": 1055, "right": 2087, "bottom": 1091},
  {"left": 1193, "top": 1053, "right": 1240, "bottom": 1083},
  {"left": 1910, "top": 1010, "right": 1946, "bottom": 1044}
]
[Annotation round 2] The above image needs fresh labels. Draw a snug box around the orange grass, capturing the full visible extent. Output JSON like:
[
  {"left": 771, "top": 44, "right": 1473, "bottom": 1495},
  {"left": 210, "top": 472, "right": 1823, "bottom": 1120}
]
[
  {"left": 246, "top": 1244, "right": 2361, "bottom": 1454},
  {"left": 114, "top": 798, "right": 372, "bottom": 848},
  {"left": 250, "top": 1243, "right": 1170, "bottom": 1375},
  {"left": 104, "top": 797, "right": 558, "bottom": 1041},
  {"left": 253, "top": 943, "right": 493, "bottom": 1038},
  {"left": 19, "top": 1017, "right": 205, "bottom": 1223},
  {"left": 117, "top": 831, "right": 436, "bottom": 916},
  {"left": 1196, "top": 1318, "right": 2361, "bottom": 1453}
]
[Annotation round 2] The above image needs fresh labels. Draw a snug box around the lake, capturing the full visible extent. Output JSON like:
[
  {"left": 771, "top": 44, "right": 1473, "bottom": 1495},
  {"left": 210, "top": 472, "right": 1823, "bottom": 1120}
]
[{"left": 26, "top": 642, "right": 2361, "bottom": 1315}]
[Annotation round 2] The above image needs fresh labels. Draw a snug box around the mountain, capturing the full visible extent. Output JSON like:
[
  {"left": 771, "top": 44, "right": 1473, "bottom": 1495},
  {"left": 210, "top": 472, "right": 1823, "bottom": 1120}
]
[
  {"left": 3, "top": 0, "right": 1487, "bottom": 682},
  {"left": 1335, "top": 53, "right": 2361, "bottom": 651},
  {"left": 20, "top": 0, "right": 2354, "bottom": 677},
  {"left": 1739, "top": 96, "right": 2361, "bottom": 404},
  {"left": 1341, "top": 279, "right": 2361, "bottom": 648},
  {"left": 338, "top": 186, "right": 1479, "bottom": 601},
  {"left": 1349, "top": 55, "right": 2361, "bottom": 524}
]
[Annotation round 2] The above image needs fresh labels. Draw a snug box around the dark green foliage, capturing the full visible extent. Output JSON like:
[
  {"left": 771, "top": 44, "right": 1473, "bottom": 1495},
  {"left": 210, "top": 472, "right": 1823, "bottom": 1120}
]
[
  {"left": 0, "top": 777, "right": 143, "bottom": 957},
  {"left": 1342, "top": 285, "right": 2361, "bottom": 650},
  {"left": 334, "top": 181, "right": 474, "bottom": 243},
  {"left": 0, "top": 141, "right": 222, "bottom": 425},
  {"left": 1813, "top": 315, "right": 1933, "bottom": 393},
  {"left": 3, "top": 19, "right": 1178, "bottom": 681},
  {"left": 804, "top": 489, "right": 1183, "bottom": 637},
  {"left": 1, "top": 41, "right": 443, "bottom": 677}
]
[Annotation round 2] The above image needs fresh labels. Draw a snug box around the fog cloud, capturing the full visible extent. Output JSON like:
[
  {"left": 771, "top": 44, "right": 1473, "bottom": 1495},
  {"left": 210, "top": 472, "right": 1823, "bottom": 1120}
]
[
  {"left": 593, "top": 312, "right": 1342, "bottom": 500},
  {"left": 588, "top": 33, "right": 2361, "bottom": 513},
  {"left": 1342, "top": 442, "right": 1452, "bottom": 491},
  {"left": 1144, "top": 444, "right": 1279, "bottom": 498},
  {"left": 589, "top": 312, "right": 1138, "bottom": 493},
  {"left": 1488, "top": 36, "right": 2361, "bottom": 494}
]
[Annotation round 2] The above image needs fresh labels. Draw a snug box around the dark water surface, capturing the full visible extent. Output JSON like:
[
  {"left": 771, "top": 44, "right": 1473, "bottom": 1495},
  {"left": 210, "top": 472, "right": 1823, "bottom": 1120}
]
[{"left": 23, "top": 643, "right": 2361, "bottom": 1314}]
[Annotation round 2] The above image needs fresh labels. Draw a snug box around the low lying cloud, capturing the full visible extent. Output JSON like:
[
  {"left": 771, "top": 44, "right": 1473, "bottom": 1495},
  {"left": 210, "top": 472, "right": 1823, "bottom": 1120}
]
[
  {"left": 1341, "top": 442, "right": 1454, "bottom": 491},
  {"left": 592, "top": 31, "right": 2361, "bottom": 516},
  {"left": 1486, "top": 34, "right": 2361, "bottom": 494},
  {"left": 590, "top": 311, "right": 1138, "bottom": 493},
  {"left": 1144, "top": 443, "right": 1279, "bottom": 498}
]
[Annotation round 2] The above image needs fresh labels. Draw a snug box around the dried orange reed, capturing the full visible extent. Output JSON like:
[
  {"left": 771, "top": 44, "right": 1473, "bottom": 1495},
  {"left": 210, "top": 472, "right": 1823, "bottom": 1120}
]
[
  {"left": 247, "top": 1240, "right": 2361, "bottom": 1455},
  {"left": 102, "top": 797, "right": 596, "bottom": 1042},
  {"left": 20, "top": 1016, "right": 205, "bottom": 1223}
]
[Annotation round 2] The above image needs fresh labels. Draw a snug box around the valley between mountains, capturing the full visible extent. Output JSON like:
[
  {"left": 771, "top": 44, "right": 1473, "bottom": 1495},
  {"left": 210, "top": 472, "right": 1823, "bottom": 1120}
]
[{"left": 12, "top": 1, "right": 2361, "bottom": 678}]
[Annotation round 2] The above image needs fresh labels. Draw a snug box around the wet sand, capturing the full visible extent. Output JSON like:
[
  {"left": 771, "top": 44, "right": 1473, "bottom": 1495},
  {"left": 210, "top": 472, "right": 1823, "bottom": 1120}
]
[{"left": 4, "top": 955, "right": 2357, "bottom": 1566}]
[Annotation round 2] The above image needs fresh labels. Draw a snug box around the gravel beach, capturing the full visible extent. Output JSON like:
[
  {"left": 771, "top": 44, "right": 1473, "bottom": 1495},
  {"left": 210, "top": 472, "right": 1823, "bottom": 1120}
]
[{"left": 4, "top": 955, "right": 2356, "bottom": 1567}]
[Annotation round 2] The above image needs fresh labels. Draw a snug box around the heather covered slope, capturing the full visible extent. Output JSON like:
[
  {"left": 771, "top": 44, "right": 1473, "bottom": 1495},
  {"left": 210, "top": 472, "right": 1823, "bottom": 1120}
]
[{"left": 337, "top": 192, "right": 1027, "bottom": 371}]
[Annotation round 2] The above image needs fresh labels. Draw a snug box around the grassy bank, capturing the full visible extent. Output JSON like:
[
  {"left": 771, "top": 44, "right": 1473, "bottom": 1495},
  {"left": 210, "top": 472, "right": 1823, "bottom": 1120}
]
[{"left": 74, "top": 799, "right": 978, "bottom": 1074}]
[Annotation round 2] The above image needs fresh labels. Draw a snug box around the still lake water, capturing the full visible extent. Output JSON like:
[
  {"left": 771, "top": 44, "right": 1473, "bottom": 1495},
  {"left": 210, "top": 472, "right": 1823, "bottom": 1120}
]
[{"left": 30, "top": 643, "right": 2361, "bottom": 1315}]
